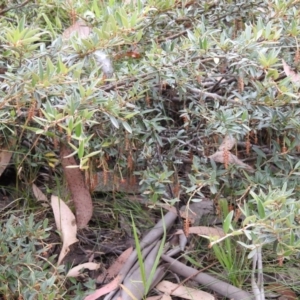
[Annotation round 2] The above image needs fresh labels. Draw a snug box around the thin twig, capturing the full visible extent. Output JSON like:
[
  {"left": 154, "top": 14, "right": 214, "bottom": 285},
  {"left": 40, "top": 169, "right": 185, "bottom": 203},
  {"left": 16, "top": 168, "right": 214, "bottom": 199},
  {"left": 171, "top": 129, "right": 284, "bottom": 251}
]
[
  {"left": 186, "top": 86, "right": 224, "bottom": 100},
  {"left": 0, "top": 0, "right": 31, "bottom": 15},
  {"left": 157, "top": 26, "right": 192, "bottom": 43}
]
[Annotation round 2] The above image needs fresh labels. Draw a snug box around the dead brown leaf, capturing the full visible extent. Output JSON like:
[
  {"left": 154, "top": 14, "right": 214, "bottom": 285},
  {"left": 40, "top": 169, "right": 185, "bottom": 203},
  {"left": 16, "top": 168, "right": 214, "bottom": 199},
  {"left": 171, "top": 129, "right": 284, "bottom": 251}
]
[
  {"left": 60, "top": 143, "right": 93, "bottom": 228},
  {"left": 146, "top": 296, "right": 170, "bottom": 300},
  {"left": 67, "top": 262, "right": 100, "bottom": 277},
  {"left": 156, "top": 280, "right": 214, "bottom": 300},
  {"left": 84, "top": 275, "right": 121, "bottom": 300},
  {"left": 0, "top": 149, "right": 13, "bottom": 177},
  {"left": 32, "top": 184, "right": 48, "bottom": 203},
  {"left": 218, "top": 135, "right": 236, "bottom": 151},
  {"left": 62, "top": 19, "right": 91, "bottom": 40},
  {"left": 209, "top": 135, "right": 254, "bottom": 171},
  {"left": 97, "top": 247, "right": 133, "bottom": 283},
  {"left": 209, "top": 151, "right": 254, "bottom": 171},
  {"left": 282, "top": 59, "right": 300, "bottom": 83},
  {"left": 176, "top": 226, "right": 225, "bottom": 238},
  {"left": 51, "top": 195, "right": 78, "bottom": 265},
  {"left": 266, "top": 283, "right": 297, "bottom": 300}
]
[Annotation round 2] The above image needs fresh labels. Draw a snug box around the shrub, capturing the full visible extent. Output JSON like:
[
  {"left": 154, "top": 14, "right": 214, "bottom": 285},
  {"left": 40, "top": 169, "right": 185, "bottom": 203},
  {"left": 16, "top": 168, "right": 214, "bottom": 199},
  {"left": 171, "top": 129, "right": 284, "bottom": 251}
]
[{"left": 0, "top": 214, "right": 64, "bottom": 299}]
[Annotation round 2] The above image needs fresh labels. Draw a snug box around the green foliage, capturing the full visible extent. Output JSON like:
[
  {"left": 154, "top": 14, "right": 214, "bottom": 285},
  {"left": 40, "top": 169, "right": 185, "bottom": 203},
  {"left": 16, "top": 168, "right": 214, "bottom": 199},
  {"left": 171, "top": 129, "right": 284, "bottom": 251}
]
[
  {"left": 1, "top": 0, "right": 300, "bottom": 192},
  {"left": 210, "top": 199, "right": 250, "bottom": 288},
  {"left": 240, "top": 183, "right": 300, "bottom": 258},
  {"left": 212, "top": 239, "right": 249, "bottom": 288},
  {"left": 0, "top": 214, "right": 64, "bottom": 299},
  {"left": 0, "top": 213, "right": 96, "bottom": 299},
  {"left": 209, "top": 183, "right": 300, "bottom": 279}
]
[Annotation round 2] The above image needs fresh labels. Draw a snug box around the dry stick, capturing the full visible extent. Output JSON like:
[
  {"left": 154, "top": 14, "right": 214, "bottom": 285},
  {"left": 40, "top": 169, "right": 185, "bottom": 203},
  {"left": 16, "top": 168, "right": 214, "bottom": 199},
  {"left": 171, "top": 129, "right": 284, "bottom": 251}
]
[
  {"left": 257, "top": 247, "right": 265, "bottom": 299},
  {"left": 186, "top": 86, "right": 224, "bottom": 100},
  {"left": 251, "top": 247, "right": 265, "bottom": 300},
  {"left": 170, "top": 261, "right": 218, "bottom": 294},
  {"left": 104, "top": 211, "right": 178, "bottom": 300},
  {"left": 0, "top": 0, "right": 31, "bottom": 14},
  {"left": 157, "top": 26, "right": 192, "bottom": 43},
  {"left": 252, "top": 252, "right": 260, "bottom": 300},
  {"left": 162, "top": 255, "right": 254, "bottom": 300}
]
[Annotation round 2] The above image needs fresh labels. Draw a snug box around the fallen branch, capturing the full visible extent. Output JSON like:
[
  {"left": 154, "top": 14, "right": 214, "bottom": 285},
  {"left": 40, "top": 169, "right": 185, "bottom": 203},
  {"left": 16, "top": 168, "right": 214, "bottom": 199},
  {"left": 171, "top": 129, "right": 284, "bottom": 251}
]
[
  {"left": 161, "top": 255, "right": 253, "bottom": 300},
  {"left": 119, "top": 240, "right": 165, "bottom": 300}
]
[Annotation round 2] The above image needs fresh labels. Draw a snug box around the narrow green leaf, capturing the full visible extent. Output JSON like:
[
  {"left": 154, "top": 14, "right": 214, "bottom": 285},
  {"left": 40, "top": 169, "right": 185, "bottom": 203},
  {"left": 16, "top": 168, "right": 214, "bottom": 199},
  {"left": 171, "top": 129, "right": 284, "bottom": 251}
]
[
  {"left": 83, "top": 150, "right": 102, "bottom": 159},
  {"left": 74, "top": 122, "right": 82, "bottom": 137},
  {"left": 122, "top": 121, "right": 132, "bottom": 133},
  {"left": 146, "top": 210, "right": 166, "bottom": 293},
  {"left": 223, "top": 211, "right": 234, "bottom": 234},
  {"left": 248, "top": 248, "right": 257, "bottom": 259},
  {"left": 256, "top": 198, "right": 265, "bottom": 219},
  {"left": 131, "top": 214, "right": 146, "bottom": 285},
  {"left": 38, "top": 60, "right": 44, "bottom": 81},
  {"left": 252, "top": 145, "right": 266, "bottom": 158},
  {"left": 78, "top": 140, "right": 85, "bottom": 159},
  {"left": 109, "top": 115, "right": 119, "bottom": 128}
]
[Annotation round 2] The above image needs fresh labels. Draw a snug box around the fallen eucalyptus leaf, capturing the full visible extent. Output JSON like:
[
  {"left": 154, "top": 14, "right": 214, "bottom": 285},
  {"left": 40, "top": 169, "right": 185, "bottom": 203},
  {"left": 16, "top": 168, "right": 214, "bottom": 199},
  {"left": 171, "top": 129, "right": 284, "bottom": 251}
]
[
  {"left": 67, "top": 262, "right": 100, "bottom": 277},
  {"left": 156, "top": 280, "right": 214, "bottom": 300},
  {"left": 51, "top": 195, "right": 78, "bottom": 265},
  {"left": 62, "top": 19, "right": 91, "bottom": 40},
  {"left": 97, "top": 247, "right": 133, "bottom": 283},
  {"left": 176, "top": 226, "right": 225, "bottom": 238},
  {"left": 84, "top": 275, "right": 121, "bottom": 300},
  {"left": 209, "top": 151, "right": 254, "bottom": 171},
  {"left": 60, "top": 143, "right": 93, "bottom": 228},
  {"left": 218, "top": 135, "right": 236, "bottom": 151},
  {"left": 282, "top": 59, "right": 300, "bottom": 83},
  {"left": 0, "top": 149, "right": 13, "bottom": 177},
  {"left": 32, "top": 184, "right": 48, "bottom": 203}
]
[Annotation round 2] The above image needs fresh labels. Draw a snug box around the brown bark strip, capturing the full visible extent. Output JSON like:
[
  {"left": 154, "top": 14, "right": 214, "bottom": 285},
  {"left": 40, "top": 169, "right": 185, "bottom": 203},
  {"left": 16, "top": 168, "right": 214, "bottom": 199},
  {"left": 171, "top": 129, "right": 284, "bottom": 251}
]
[{"left": 60, "top": 142, "right": 93, "bottom": 228}]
